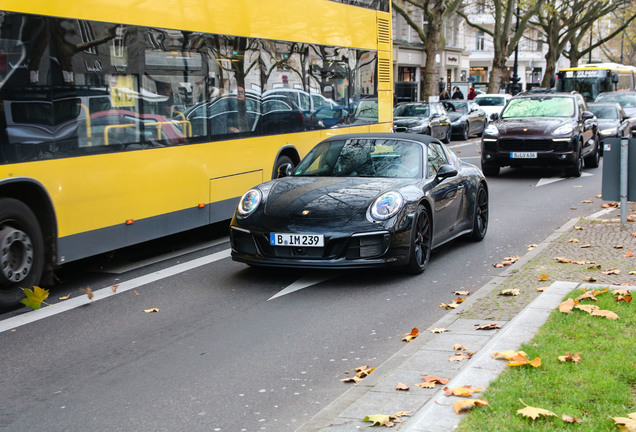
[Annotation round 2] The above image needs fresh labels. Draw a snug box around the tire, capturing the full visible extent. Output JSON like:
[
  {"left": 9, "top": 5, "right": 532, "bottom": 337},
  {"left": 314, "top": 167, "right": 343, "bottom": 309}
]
[
  {"left": 442, "top": 127, "right": 451, "bottom": 144},
  {"left": 404, "top": 205, "right": 432, "bottom": 274},
  {"left": 468, "top": 185, "right": 488, "bottom": 241},
  {"left": 0, "top": 198, "right": 44, "bottom": 312},
  {"left": 584, "top": 133, "right": 600, "bottom": 169},
  {"left": 462, "top": 123, "right": 469, "bottom": 141},
  {"left": 565, "top": 142, "right": 583, "bottom": 177},
  {"left": 273, "top": 155, "right": 294, "bottom": 179}
]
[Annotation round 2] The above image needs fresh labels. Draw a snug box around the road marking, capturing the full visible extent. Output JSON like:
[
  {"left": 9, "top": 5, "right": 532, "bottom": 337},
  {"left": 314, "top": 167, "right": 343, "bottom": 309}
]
[
  {"left": 536, "top": 172, "right": 592, "bottom": 187},
  {"left": 0, "top": 249, "right": 231, "bottom": 334},
  {"left": 268, "top": 272, "right": 337, "bottom": 300}
]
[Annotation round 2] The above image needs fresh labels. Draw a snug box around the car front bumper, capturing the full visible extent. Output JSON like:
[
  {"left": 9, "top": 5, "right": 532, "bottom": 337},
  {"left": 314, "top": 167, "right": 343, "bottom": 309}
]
[{"left": 480, "top": 136, "right": 577, "bottom": 168}]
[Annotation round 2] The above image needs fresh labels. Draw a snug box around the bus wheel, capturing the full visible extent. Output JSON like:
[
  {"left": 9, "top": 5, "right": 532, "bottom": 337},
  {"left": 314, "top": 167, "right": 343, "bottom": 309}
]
[
  {"left": 273, "top": 155, "right": 295, "bottom": 178},
  {"left": 0, "top": 198, "right": 44, "bottom": 312}
]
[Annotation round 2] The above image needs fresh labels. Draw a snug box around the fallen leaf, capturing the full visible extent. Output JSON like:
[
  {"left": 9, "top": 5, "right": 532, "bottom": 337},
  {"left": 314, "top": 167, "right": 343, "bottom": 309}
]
[
  {"left": 81, "top": 287, "right": 94, "bottom": 300},
  {"left": 602, "top": 202, "right": 619, "bottom": 208},
  {"left": 536, "top": 286, "right": 549, "bottom": 292},
  {"left": 580, "top": 244, "right": 592, "bottom": 248},
  {"left": 568, "top": 238, "right": 580, "bottom": 243},
  {"left": 453, "top": 399, "right": 488, "bottom": 414},
  {"left": 590, "top": 309, "right": 619, "bottom": 320},
  {"left": 517, "top": 399, "right": 557, "bottom": 419},
  {"left": 444, "top": 385, "right": 483, "bottom": 397},
  {"left": 624, "top": 249, "right": 635, "bottom": 257},
  {"left": 575, "top": 304, "right": 599, "bottom": 313},
  {"left": 492, "top": 350, "right": 528, "bottom": 360},
  {"left": 583, "top": 276, "right": 598, "bottom": 282},
  {"left": 144, "top": 307, "right": 159, "bottom": 313},
  {"left": 557, "top": 352, "right": 581, "bottom": 364},
  {"left": 562, "top": 414, "right": 582, "bottom": 423},
  {"left": 576, "top": 291, "right": 598, "bottom": 302},
  {"left": 454, "top": 290, "right": 470, "bottom": 296},
  {"left": 558, "top": 298, "right": 577, "bottom": 313},
  {"left": 526, "top": 244, "right": 537, "bottom": 250},
  {"left": 454, "top": 344, "right": 469, "bottom": 351},
  {"left": 134, "top": 290, "right": 140, "bottom": 296},
  {"left": 420, "top": 374, "right": 449, "bottom": 385},
  {"left": 507, "top": 354, "right": 541, "bottom": 368},
  {"left": 581, "top": 200, "right": 593, "bottom": 203},
  {"left": 573, "top": 225, "right": 584, "bottom": 230},
  {"left": 500, "top": 288, "right": 521, "bottom": 296},
  {"left": 58, "top": 294, "right": 71, "bottom": 300},
  {"left": 449, "top": 352, "right": 473, "bottom": 362},
  {"left": 20, "top": 286, "right": 50, "bottom": 310},
  {"left": 362, "top": 411, "right": 411, "bottom": 427},
  {"left": 612, "top": 413, "right": 636, "bottom": 431},
  {"left": 538, "top": 274, "right": 549, "bottom": 281},
  {"left": 614, "top": 244, "right": 624, "bottom": 249},
  {"left": 555, "top": 257, "right": 572, "bottom": 263},
  {"left": 430, "top": 328, "right": 448, "bottom": 333},
  {"left": 612, "top": 289, "right": 631, "bottom": 296},
  {"left": 476, "top": 323, "right": 501, "bottom": 330},
  {"left": 416, "top": 381, "right": 436, "bottom": 388},
  {"left": 111, "top": 284, "right": 119, "bottom": 293},
  {"left": 615, "top": 294, "right": 633, "bottom": 303},
  {"left": 396, "top": 383, "right": 409, "bottom": 391},
  {"left": 402, "top": 327, "right": 420, "bottom": 342},
  {"left": 603, "top": 268, "right": 621, "bottom": 275}
]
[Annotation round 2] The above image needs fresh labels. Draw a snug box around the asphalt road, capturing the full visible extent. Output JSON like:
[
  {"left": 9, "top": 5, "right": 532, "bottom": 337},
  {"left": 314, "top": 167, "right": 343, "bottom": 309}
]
[{"left": 0, "top": 138, "right": 607, "bottom": 432}]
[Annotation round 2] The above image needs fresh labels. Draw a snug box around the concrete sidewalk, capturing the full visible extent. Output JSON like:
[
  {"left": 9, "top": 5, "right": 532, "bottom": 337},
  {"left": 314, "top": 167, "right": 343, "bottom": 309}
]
[{"left": 296, "top": 206, "right": 636, "bottom": 431}]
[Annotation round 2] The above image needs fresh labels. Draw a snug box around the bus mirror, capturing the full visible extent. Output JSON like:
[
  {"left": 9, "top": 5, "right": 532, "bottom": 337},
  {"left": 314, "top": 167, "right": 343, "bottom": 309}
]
[{"left": 612, "top": 74, "right": 619, "bottom": 84}]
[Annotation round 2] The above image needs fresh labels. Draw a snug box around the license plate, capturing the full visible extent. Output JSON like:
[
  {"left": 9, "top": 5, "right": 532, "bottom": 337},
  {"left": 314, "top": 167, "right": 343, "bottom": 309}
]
[
  {"left": 270, "top": 233, "right": 324, "bottom": 247},
  {"left": 510, "top": 152, "right": 537, "bottom": 159}
]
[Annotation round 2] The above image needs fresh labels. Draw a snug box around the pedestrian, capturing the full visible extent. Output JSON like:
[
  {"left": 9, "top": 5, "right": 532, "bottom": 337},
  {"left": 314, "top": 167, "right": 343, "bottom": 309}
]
[
  {"left": 467, "top": 87, "right": 476, "bottom": 100},
  {"left": 440, "top": 88, "right": 450, "bottom": 100},
  {"left": 451, "top": 86, "right": 464, "bottom": 99}
]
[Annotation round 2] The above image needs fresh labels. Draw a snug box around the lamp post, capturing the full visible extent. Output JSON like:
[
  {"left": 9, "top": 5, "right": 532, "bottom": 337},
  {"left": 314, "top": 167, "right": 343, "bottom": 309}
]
[{"left": 510, "top": 4, "right": 522, "bottom": 95}]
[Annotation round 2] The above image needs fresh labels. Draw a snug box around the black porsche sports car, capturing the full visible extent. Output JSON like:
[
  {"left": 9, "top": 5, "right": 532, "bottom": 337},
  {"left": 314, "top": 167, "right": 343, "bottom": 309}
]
[{"left": 230, "top": 133, "right": 488, "bottom": 273}]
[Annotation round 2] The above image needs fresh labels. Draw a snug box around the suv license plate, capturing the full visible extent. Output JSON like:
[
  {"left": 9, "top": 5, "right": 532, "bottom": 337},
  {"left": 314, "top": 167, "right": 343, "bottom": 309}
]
[
  {"left": 510, "top": 152, "right": 537, "bottom": 159},
  {"left": 270, "top": 233, "right": 324, "bottom": 247}
]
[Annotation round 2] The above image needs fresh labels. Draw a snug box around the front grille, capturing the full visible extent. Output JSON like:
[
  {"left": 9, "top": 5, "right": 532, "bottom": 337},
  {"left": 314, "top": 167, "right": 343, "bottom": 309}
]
[{"left": 498, "top": 139, "right": 554, "bottom": 151}]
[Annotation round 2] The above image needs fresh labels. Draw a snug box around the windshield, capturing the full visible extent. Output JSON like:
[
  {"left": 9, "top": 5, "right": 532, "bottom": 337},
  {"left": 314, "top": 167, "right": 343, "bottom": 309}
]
[
  {"left": 502, "top": 96, "right": 575, "bottom": 118},
  {"left": 445, "top": 102, "right": 468, "bottom": 113},
  {"left": 394, "top": 104, "right": 429, "bottom": 117},
  {"left": 589, "top": 105, "right": 618, "bottom": 120},
  {"left": 475, "top": 96, "right": 506, "bottom": 107},
  {"left": 595, "top": 93, "right": 636, "bottom": 108},
  {"left": 293, "top": 138, "right": 422, "bottom": 178}
]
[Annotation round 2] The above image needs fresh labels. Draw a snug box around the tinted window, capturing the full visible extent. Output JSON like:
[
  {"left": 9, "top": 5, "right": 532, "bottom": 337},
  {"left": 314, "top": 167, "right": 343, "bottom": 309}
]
[
  {"left": 589, "top": 105, "right": 619, "bottom": 119},
  {"left": 427, "top": 142, "right": 448, "bottom": 177},
  {"left": 394, "top": 104, "right": 429, "bottom": 117}
]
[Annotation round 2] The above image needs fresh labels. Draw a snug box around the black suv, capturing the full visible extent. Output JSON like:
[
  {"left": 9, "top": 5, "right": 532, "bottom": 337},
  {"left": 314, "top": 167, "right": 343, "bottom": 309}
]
[{"left": 480, "top": 91, "right": 599, "bottom": 177}]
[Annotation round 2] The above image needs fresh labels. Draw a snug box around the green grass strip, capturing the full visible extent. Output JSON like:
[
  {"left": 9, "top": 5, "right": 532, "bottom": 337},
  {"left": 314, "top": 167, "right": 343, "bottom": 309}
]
[{"left": 456, "top": 288, "right": 635, "bottom": 432}]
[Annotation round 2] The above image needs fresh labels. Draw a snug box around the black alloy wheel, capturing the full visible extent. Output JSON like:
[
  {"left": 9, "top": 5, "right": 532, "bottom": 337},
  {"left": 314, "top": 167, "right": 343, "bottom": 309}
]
[
  {"left": 0, "top": 198, "right": 44, "bottom": 312},
  {"left": 442, "top": 127, "right": 451, "bottom": 144},
  {"left": 405, "top": 205, "right": 432, "bottom": 274},
  {"left": 468, "top": 185, "right": 488, "bottom": 241},
  {"left": 462, "top": 123, "right": 469, "bottom": 141}
]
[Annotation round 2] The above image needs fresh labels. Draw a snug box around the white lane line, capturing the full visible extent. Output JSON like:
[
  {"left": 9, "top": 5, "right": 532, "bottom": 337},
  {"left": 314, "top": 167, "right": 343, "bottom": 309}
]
[
  {"left": 0, "top": 249, "right": 231, "bottom": 334},
  {"left": 268, "top": 272, "right": 337, "bottom": 301},
  {"left": 536, "top": 172, "right": 592, "bottom": 187}
]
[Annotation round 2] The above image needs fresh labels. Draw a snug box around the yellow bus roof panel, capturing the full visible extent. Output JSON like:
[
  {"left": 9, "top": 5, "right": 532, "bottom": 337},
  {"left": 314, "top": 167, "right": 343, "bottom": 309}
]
[{"left": 3, "top": 0, "right": 381, "bottom": 50}]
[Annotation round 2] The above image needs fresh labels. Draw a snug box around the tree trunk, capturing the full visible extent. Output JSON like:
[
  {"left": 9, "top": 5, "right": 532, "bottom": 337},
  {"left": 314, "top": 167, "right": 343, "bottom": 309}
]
[
  {"left": 421, "top": 14, "right": 443, "bottom": 101},
  {"left": 488, "top": 54, "right": 507, "bottom": 94}
]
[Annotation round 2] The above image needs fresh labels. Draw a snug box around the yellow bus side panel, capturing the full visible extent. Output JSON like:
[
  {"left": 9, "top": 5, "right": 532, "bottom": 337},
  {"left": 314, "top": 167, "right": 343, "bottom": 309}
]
[{"left": 3, "top": 0, "right": 380, "bottom": 50}]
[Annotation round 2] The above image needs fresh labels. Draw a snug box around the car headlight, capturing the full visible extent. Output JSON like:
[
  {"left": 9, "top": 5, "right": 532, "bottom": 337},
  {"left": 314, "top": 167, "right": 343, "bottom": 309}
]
[
  {"left": 553, "top": 123, "right": 574, "bottom": 136},
  {"left": 599, "top": 127, "right": 618, "bottom": 136},
  {"left": 370, "top": 192, "right": 404, "bottom": 221},
  {"left": 483, "top": 123, "right": 499, "bottom": 136},
  {"left": 237, "top": 189, "right": 262, "bottom": 217}
]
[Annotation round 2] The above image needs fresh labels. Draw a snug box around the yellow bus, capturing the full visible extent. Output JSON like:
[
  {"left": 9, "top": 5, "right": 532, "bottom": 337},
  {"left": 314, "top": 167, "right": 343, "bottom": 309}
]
[
  {"left": 556, "top": 62, "right": 636, "bottom": 101},
  {"left": 0, "top": 0, "right": 393, "bottom": 309}
]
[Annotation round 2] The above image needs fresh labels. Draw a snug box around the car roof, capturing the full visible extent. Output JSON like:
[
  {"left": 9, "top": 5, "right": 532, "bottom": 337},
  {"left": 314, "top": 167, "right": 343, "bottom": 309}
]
[
  {"left": 474, "top": 93, "right": 511, "bottom": 98},
  {"left": 321, "top": 132, "right": 440, "bottom": 146}
]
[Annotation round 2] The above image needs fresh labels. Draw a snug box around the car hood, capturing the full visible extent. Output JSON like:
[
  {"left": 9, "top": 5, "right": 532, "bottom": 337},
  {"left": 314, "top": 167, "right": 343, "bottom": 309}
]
[
  {"left": 623, "top": 107, "right": 636, "bottom": 117},
  {"left": 597, "top": 118, "right": 620, "bottom": 129},
  {"left": 447, "top": 112, "right": 465, "bottom": 122},
  {"left": 495, "top": 117, "right": 570, "bottom": 135},
  {"left": 264, "top": 176, "right": 409, "bottom": 220},
  {"left": 394, "top": 117, "right": 429, "bottom": 127}
]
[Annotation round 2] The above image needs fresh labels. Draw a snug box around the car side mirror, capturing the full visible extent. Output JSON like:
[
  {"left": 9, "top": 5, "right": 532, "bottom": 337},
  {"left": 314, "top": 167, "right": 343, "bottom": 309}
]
[
  {"left": 582, "top": 111, "right": 595, "bottom": 120},
  {"left": 490, "top": 113, "right": 499, "bottom": 121},
  {"left": 612, "top": 73, "right": 619, "bottom": 84},
  {"left": 436, "top": 164, "right": 458, "bottom": 181},
  {"left": 277, "top": 163, "right": 293, "bottom": 178}
]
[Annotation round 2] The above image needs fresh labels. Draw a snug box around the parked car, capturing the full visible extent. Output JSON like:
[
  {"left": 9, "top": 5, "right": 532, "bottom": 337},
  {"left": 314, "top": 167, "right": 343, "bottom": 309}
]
[
  {"left": 230, "top": 133, "right": 488, "bottom": 273},
  {"left": 473, "top": 93, "right": 512, "bottom": 119},
  {"left": 587, "top": 102, "right": 632, "bottom": 149},
  {"left": 594, "top": 91, "right": 636, "bottom": 135},
  {"left": 481, "top": 91, "right": 599, "bottom": 177},
  {"left": 393, "top": 102, "right": 451, "bottom": 143},
  {"left": 311, "top": 105, "right": 349, "bottom": 129},
  {"left": 442, "top": 100, "right": 488, "bottom": 140}
]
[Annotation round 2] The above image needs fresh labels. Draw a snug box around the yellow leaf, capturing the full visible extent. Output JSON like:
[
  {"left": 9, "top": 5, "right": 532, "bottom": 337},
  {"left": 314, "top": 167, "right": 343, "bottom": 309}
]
[
  {"left": 444, "top": 385, "right": 483, "bottom": 397},
  {"left": 58, "top": 294, "right": 71, "bottom": 300},
  {"left": 396, "top": 382, "right": 409, "bottom": 391},
  {"left": 580, "top": 243, "right": 592, "bottom": 248},
  {"left": 454, "top": 344, "right": 469, "bottom": 351},
  {"left": 568, "top": 238, "right": 580, "bottom": 243},
  {"left": 416, "top": 381, "right": 436, "bottom": 388},
  {"left": 500, "top": 288, "right": 521, "bottom": 296},
  {"left": 517, "top": 405, "right": 557, "bottom": 419},
  {"left": 453, "top": 399, "right": 488, "bottom": 414},
  {"left": 538, "top": 274, "right": 549, "bottom": 281},
  {"left": 143, "top": 307, "right": 159, "bottom": 313},
  {"left": 590, "top": 309, "right": 619, "bottom": 320},
  {"left": 81, "top": 287, "right": 94, "bottom": 300},
  {"left": 576, "top": 291, "right": 598, "bottom": 302},
  {"left": 612, "top": 413, "right": 636, "bottom": 432},
  {"left": 20, "top": 286, "right": 50, "bottom": 310},
  {"left": 492, "top": 350, "right": 528, "bottom": 360},
  {"left": 573, "top": 225, "right": 584, "bottom": 230},
  {"left": 402, "top": 327, "right": 420, "bottom": 342},
  {"left": 558, "top": 298, "right": 577, "bottom": 313},
  {"left": 575, "top": 304, "right": 599, "bottom": 314},
  {"left": 430, "top": 328, "right": 448, "bottom": 333},
  {"left": 557, "top": 352, "right": 581, "bottom": 364}
]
